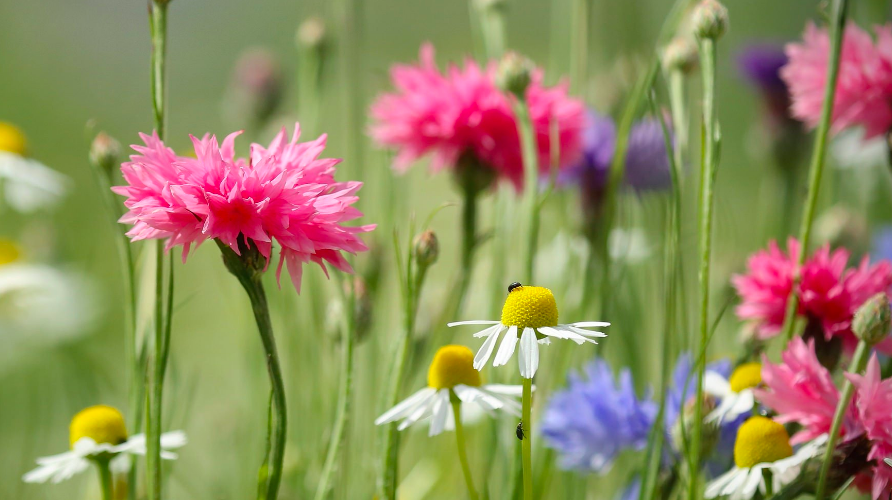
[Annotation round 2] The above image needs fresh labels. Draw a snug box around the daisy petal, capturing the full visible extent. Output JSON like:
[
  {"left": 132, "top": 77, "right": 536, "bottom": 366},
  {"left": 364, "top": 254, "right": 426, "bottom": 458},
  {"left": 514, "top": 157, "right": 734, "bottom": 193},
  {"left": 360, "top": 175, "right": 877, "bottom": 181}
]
[
  {"left": 376, "top": 387, "right": 437, "bottom": 425},
  {"left": 518, "top": 328, "right": 539, "bottom": 379},
  {"left": 493, "top": 326, "right": 519, "bottom": 366},
  {"left": 448, "top": 320, "right": 501, "bottom": 327},
  {"left": 474, "top": 329, "right": 501, "bottom": 370}
]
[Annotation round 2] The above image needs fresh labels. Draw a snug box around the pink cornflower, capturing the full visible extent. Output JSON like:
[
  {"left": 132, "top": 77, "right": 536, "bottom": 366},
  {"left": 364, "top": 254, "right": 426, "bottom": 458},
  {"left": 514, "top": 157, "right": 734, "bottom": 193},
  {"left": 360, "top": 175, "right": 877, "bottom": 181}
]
[
  {"left": 782, "top": 22, "right": 892, "bottom": 139},
  {"left": 369, "top": 44, "right": 585, "bottom": 190},
  {"left": 733, "top": 239, "right": 892, "bottom": 349},
  {"left": 847, "top": 355, "right": 892, "bottom": 499},
  {"left": 755, "top": 337, "right": 855, "bottom": 445},
  {"left": 114, "top": 123, "right": 374, "bottom": 292}
]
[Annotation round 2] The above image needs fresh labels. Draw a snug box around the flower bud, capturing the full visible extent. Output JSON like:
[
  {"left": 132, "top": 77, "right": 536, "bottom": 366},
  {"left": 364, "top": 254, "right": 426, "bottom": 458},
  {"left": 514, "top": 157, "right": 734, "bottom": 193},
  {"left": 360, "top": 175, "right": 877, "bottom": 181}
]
[
  {"left": 662, "top": 36, "right": 698, "bottom": 73},
  {"left": 496, "top": 52, "right": 534, "bottom": 99},
  {"left": 692, "top": 0, "right": 728, "bottom": 40},
  {"left": 296, "top": 16, "right": 326, "bottom": 50},
  {"left": 853, "top": 293, "right": 892, "bottom": 345},
  {"left": 224, "top": 49, "right": 283, "bottom": 128},
  {"left": 413, "top": 230, "right": 439, "bottom": 269},
  {"left": 89, "top": 132, "right": 122, "bottom": 175}
]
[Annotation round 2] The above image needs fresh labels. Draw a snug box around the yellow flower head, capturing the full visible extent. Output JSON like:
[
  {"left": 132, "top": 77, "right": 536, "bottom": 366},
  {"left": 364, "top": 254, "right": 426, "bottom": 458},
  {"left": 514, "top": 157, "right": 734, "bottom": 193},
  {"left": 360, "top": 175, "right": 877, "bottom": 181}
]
[
  {"left": 0, "top": 239, "right": 21, "bottom": 266},
  {"left": 733, "top": 416, "right": 793, "bottom": 468},
  {"left": 729, "top": 363, "right": 762, "bottom": 393},
  {"left": 427, "top": 345, "right": 482, "bottom": 389},
  {"left": 69, "top": 405, "right": 128, "bottom": 448},
  {"left": 0, "top": 122, "right": 27, "bottom": 156},
  {"left": 500, "top": 286, "right": 559, "bottom": 330}
]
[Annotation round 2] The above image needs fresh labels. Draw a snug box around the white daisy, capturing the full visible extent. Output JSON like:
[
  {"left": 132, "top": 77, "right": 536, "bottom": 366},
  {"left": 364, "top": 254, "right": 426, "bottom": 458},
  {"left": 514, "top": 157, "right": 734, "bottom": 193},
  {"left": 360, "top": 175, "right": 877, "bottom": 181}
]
[
  {"left": 448, "top": 284, "right": 608, "bottom": 379},
  {"left": 704, "top": 362, "right": 762, "bottom": 424},
  {"left": 375, "top": 345, "right": 526, "bottom": 436},
  {"left": 23, "top": 405, "right": 186, "bottom": 484},
  {"left": 0, "top": 122, "right": 68, "bottom": 213},
  {"left": 705, "top": 416, "right": 826, "bottom": 500}
]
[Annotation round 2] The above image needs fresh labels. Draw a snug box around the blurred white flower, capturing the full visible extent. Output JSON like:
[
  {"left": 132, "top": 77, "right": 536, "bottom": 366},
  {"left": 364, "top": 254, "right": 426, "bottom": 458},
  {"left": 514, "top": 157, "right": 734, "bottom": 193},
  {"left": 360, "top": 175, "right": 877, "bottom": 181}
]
[
  {"left": 609, "top": 227, "right": 651, "bottom": 263},
  {"left": 831, "top": 128, "right": 887, "bottom": 170},
  {"left": 0, "top": 151, "right": 69, "bottom": 213}
]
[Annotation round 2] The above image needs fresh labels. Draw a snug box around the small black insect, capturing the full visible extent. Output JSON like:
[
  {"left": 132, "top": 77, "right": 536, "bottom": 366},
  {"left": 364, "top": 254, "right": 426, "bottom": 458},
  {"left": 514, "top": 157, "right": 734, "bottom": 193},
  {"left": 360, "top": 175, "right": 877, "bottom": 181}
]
[
  {"left": 508, "top": 282, "right": 523, "bottom": 294},
  {"left": 516, "top": 420, "right": 525, "bottom": 441}
]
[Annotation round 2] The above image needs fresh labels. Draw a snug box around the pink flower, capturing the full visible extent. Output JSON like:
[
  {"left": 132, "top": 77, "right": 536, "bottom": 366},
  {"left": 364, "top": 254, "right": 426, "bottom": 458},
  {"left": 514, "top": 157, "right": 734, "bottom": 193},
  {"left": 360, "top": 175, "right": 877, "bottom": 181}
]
[
  {"left": 369, "top": 44, "right": 585, "bottom": 190},
  {"left": 114, "top": 124, "right": 375, "bottom": 292},
  {"left": 732, "top": 239, "right": 892, "bottom": 348},
  {"left": 847, "top": 355, "right": 892, "bottom": 499},
  {"left": 755, "top": 337, "right": 855, "bottom": 445},
  {"left": 782, "top": 22, "right": 892, "bottom": 139}
]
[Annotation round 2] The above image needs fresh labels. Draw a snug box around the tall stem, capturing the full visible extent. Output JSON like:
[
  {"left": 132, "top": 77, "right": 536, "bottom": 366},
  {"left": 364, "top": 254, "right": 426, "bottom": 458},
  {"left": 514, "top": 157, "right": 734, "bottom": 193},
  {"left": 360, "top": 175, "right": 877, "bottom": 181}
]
[
  {"left": 815, "top": 340, "right": 870, "bottom": 500},
  {"left": 780, "top": 0, "right": 850, "bottom": 342},
  {"left": 146, "top": 3, "right": 171, "bottom": 499},
  {"left": 668, "top": 70, "right": 687, "bottom": 169},
  {"left": 570, "top": 0, "right": 591, "bottom": 96},
  {"left": 475, "top": 0, "right": 506, "bottom": 60},
  {"left": 315, "top": 280, "right": 357, "bottom": 500},
  {"left": 338, "top": 0, "right": 364, "bottom": 179},
  {"left": 514, "top": 98, "right": 540, "bottom": 283},
  {"left": 521, "top": 377, "right": 533, "bottom": 500},
  {"left": 97, "top": 459, "right": 114, "bottom": 500},
  {"left": 450, "top": 395, "right": 480, "bottom": 500},
  {"left": 218, "top": 242, "right": 288, "bottom": 500},
  {"left": 690, "top": 35, "right": 719, "bottom": 500}
]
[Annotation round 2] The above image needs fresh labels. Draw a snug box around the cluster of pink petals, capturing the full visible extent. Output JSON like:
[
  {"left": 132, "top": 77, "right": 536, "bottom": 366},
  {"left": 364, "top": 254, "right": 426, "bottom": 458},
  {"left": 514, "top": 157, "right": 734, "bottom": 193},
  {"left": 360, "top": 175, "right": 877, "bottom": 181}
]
[
  {"left": 369, "top": 44, "right": 585, "bottom": 190},
  {"left": 848, "top": 355, "right": 892, "bottom": 498},
  {"left": 755, "top": 337, "right": 854, "bottom": 445},
  {"left": 732, "top": 238, "right": 892, "bottom": 350},
  {"left": 113, "top": 123, "right": 374, "bottom": 292},
  {"left": 782, "top": 22, "right": 892, "bottom": 139}
]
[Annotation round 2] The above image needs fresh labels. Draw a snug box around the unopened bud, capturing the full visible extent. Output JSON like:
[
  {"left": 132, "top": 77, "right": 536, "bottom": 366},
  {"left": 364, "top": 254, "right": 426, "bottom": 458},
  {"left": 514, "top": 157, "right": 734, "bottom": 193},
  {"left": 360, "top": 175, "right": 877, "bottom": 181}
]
[
  {"left": 662, "top": 36, "right": 698, "bottom": 73},
  {"left": 413, "top": 230, "right": 439, "bottom": 268},
  {"left": 496, "top": 52, "right": 534, "bottom": 99},
  {"left": 296, "top": 16, "right": 326, "bottom": 50},
  {"left": 89, "top": 132, "right": 121, "bottom": 175},
  {"left": 692, "top": 0, "right": 728, "bottom": 40},
  {"left": 853, "top": 293, "right": 892, "bottom": 345}
]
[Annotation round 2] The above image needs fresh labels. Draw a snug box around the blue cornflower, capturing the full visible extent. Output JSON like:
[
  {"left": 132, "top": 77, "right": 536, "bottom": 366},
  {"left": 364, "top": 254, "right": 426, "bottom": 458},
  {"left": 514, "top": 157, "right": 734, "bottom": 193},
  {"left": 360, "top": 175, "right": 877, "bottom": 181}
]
[{"left": 540, "top": 358, "right": 657, "bottom": 472}]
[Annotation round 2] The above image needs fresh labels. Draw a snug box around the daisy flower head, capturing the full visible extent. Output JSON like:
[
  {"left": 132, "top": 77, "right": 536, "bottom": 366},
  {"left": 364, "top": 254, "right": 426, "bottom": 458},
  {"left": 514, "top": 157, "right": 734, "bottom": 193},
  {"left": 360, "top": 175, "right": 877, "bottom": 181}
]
[
  {"left": 782, "top": 22, "right": 892, "bottom": 140},
  {"left": 369, "top": 44, "right": 585, "bottom": 190},
  {"left": 23, "top": 405, "right": 186, "bottom": 484},
  {"left": 374, "top": 345, "right": 525, "bottom": 436},
  {"left": 705, "top": 416, "right": 826, "bottom": 500},
  {"left": 113, "top": 123, "right": 374, "bottom": 292},
  {"left": 0, "top": 121, "right": 69, "bottom": 213},
  {"left": 704, "top": 362, "right": 762, "bottom": 424},
  {"left": 448, "top": 283, "right": 609, "bottom": 379}
]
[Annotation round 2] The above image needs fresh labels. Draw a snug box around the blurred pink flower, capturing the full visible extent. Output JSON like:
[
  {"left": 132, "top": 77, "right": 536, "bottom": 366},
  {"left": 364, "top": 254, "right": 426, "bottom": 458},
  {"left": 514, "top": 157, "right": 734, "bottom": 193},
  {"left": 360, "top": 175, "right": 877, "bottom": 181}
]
[
  {"left": 733, "top": 239, "right": 892, "bottom": 349},
  {"left": 755, "top": 337, "right": 855, "bottom": 445},
  {"left": 782, "top": 22, "right": 892, "bottom": 139},
  {"left": 369, "top": 44, "right": 585, "bottom": 190},
  {"left": 847, "top": 355, "right": 892, "bottom": 499},
  {"left": 114, "top": 124, "right": 374, "bottom": 292}
]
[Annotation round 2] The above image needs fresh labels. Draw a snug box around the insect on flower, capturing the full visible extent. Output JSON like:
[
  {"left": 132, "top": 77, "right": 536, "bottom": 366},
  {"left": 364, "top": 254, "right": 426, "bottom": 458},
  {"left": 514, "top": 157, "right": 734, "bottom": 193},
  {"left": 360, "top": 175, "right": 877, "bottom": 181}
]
[
  {"left": 508, "top": 281, "right": 523, "bottom": 294},
  {"left": 516, "top": 420, "right": 525, "bottom": 441}
]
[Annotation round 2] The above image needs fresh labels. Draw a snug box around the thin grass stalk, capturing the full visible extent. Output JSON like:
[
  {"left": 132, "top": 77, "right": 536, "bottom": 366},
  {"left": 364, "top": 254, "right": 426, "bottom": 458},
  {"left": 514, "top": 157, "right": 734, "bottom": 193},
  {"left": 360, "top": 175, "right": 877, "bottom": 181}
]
[
  {"left": 570, "top": 0, "right": 591, "bottom": 96},
  {"left": 146, "top": 2, "right": 171, "bottom": 498},
  {"left": 521, "top": 378, "right": 533, "bottom": 500},
  {"left": 475, "top": 0, "right": 506, "bottom": 60},
  {"left": 315, "top": 276, "right": 357, "bottom": 500},
  {"left": 514, "top": 97, "right": 540, "bottom": 283},
  {"left": 450, "top": 395, "right": 480, "bottom": 500},
  {"left": 689, "top": 34, "right": 720, "bottom": 500},
  {"left": 780, "top": 0, "right": 850, "bottom": 342},
  {"left": 814, "top": 340, "right": 870, "bottom": 500},
  {"left": 338, "top": 0, "right": 364, "bottom": 179}
]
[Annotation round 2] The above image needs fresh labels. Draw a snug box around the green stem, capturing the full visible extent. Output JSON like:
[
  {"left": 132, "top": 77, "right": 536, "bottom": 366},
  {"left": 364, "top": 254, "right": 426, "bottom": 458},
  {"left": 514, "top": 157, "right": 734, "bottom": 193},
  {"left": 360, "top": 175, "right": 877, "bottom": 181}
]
[
  {"left": 690, "top": 35, "right": 720, "bottom": 500},
  {"left": 451, "top": 396, "right": 480, "bottom": 500},
  {"left": 146, "top": 3, "right": 170, "bottom": 499},
  {"left": 475, "top": 0, "right": 506, "bottom": 60},
  {"left": 570, "top": 0, "right": 591, "bottom": 96},
  {"left": 217, "top": 242, "right": 288, "bottom": 500},
  {"left": 522, "top": 378, "right": 533, "bottom": 500},
  {"left": 315, "top": 280, "right": 357, "bottom": 500},
  {"left": 457, "top": 183, "right": 478, "bottom": 315},
  {"left": 338, "top": 0, "right": 364, "bottom": 179},
  {"left": 780, "top": 0, "right": 850, "bottom": 342},
  {"left": 815, "top": 340, "right": 870, "bottom": 500},
  {"left": 514, "top": 98, "right": 540, "bottom": 283},
  {"left": 668, "top": 69, "right": 687, "bottom": 170},
  {"left": 763, "top": 469, "right": 775, "bottom": 498},
  {"left": 97, "top": 459, "right": 114, "bottom": 500}
]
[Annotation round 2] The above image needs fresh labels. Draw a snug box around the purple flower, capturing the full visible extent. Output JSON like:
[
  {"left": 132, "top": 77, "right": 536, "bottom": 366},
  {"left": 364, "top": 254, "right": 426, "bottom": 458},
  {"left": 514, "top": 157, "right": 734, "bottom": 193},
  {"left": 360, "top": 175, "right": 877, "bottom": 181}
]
[
  {"left": 541, "top": 358, "right": 657, "bottom": 472},
  {"left": 738, "top": 44, "right": 788, "bottom": 95}
]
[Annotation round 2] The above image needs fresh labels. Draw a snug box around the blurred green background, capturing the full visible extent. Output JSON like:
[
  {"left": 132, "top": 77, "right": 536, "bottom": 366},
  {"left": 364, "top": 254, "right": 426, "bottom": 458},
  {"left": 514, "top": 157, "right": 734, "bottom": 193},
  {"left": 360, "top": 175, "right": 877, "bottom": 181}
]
[{"left": 2, "top": 0, "right": 891, "bottom": 498}]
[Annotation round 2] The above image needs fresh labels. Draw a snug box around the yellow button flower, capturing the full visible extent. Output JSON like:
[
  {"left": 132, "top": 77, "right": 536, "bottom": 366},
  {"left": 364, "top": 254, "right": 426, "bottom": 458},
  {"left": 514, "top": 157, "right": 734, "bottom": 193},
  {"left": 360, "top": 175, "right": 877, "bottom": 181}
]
[
  {"left": 729, "top": 363, "right": 762, "bottom": 393},
  {"left": 0, "top": 239, "right": 21, "bottom": 266},
  {"left": 0, "top": 122, "right": 27, "bottom": 156},
  {"left": 69, "top": 405, "right": 128, "bottom": 448},
  {"left": 428, "top": 345, "right": 482, "bottom": 389},
  {"left": 733, "top": 416, "right": 793, "bottom": 468}
]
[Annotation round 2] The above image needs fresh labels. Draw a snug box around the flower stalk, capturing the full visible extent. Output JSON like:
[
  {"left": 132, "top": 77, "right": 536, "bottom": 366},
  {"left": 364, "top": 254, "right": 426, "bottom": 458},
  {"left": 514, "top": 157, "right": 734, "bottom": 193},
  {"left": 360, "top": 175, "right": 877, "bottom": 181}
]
[
  {"left": 450, "top": 393, "right": 480, "bottom": 500},
  {"left": 97, "top": 459, "right": 113, "bottom": 500},
  {"left": 780, "top": 0, "right": 850, "bottom": 342},
  {"left": 521, "top": 377, "right": 533, "bottom": 500},
  {"left": 217, "top": 240, "right": 287, "bottom": 500}
]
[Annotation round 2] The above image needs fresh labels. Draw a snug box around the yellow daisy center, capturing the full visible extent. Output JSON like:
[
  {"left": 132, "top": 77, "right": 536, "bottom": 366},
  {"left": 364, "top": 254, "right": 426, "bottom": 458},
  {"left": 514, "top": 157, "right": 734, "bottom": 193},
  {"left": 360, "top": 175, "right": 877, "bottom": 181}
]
[
  {"left": 500, "top": 286, "right": 559, "bottom": 330},
  {"left": 428, "top": 345, "right": 482, "bottom": 389},
  {"left": 733, "top": 416, "right": 793, "bottom": 468},
  {"left": 0, "top": 122, "right": 27, "bottom": 156},
  {"left": 729, "top": 362, "right": 763, "bottom": 393},
  {"left": 0, "top": 239, "right": 21, "bottom": 266},
  {"left": 69, "top": 405, "right": 128, "bottom": 448}
]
